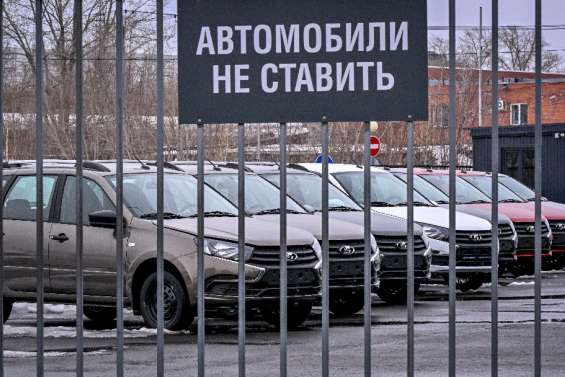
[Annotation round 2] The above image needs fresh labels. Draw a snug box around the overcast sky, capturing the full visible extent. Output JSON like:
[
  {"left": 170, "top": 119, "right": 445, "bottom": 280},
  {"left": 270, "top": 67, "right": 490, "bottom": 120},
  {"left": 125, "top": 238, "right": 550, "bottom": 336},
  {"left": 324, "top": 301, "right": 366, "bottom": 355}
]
[{"left": 163, "top": 0, "right": 565, "bottom": 54}]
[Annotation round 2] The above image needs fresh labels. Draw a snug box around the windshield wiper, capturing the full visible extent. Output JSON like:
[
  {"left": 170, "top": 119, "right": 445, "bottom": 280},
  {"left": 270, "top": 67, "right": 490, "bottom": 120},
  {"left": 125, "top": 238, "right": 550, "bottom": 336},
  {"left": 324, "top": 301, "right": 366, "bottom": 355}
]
[
  {"left": 464, "top": 199, "right": 491, "bottom": 204},
  {"left": 395, "top": 201, "right": 432, "bottom": 207},
  {"left": 370, "top": 201, "right": 395, "bottom": 207},
  {"left": 140, "top": 212, "right": 186, "bottom": 220},
  {"left": 499, "top": 198, "right": 523, "bottom": 203},
  {"left": 328, "top": 205, "right": 361, "bottom": 212},
  {"left": 252, "top": 208, "right": 303, "bottom": 215},
  {"left": 188, "top": 211, "right": 238, "bottom": 218},
  {"left": 434, "top": 200, "right": 450, "bottom": 204}
]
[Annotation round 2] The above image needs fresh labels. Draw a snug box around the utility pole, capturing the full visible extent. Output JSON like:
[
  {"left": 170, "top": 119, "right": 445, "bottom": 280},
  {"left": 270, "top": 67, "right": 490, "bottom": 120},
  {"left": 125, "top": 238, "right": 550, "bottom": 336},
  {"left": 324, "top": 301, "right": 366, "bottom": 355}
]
[{"left": 478, "top": 6, "right": 484, "bottom": 127}]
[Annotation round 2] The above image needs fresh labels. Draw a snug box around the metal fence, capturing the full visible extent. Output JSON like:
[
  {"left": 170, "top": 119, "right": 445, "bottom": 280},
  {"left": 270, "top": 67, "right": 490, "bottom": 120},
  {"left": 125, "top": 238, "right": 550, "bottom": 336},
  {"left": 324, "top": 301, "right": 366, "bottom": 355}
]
[{"left": 0, "top": 0, "right": 547, "bottom": 376}]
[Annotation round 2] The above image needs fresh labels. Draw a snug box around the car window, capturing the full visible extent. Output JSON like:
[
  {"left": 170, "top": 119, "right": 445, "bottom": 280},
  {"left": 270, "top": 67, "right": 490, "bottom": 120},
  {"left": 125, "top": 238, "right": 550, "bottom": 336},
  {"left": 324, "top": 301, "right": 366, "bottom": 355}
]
[
  {"left": 394, "top": 173, "right": 450, "bottom": 203},
  {"left": 107, "top": 173, "right": 238, "bottom": 218},
  {"left": 460, "top": 175, "right": 523, "bottom": 202},
  {"left": 60, "top": 176, "right": 116, "bottom": 225},
  {"left": 332, "top": 171, "right": 430, "bottom": 206},
  {"left": 499, "top": 175, "right": 535, "bottom": 201},
  {"left": 419, "top": 175, "right": 492, "bottom": 204},
  {"left": 204, "top": 174, "right": 306, "bottom": 214},
  {"left": 263, "top": 173, "right": 362, "bottom": 211},
  {"left": 3, "top": 175, "right": 57, "bottom": 221}
]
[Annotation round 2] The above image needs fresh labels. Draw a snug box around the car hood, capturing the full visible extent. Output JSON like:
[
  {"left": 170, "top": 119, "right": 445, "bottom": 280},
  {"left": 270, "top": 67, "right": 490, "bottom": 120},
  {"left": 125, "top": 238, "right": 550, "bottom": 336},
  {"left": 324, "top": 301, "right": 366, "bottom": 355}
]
[
  {"left": 328, "top": 211, "right": 422, "bottom": 237},
  {"left": 256, "top": 213, "right": 365, "bottom": 241},
  {"left": 373, "top": 206, "right": 491, "bottom": 231},
  {"left": 162, "top": 217, "right": 315, "bottom": 247},
  {"left": 443, "top": 204, "right": 513, "bottom": 226},
  {"left": 524, "top": 202, "right": 565, "bottom": 221},
  {"left": 470, "top": 203, "right": 548, "bottom": 223}
]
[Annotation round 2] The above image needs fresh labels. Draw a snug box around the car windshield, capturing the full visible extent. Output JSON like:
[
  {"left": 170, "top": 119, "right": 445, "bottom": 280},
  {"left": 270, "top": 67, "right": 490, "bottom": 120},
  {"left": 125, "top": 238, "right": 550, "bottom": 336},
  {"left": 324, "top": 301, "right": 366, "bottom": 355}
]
[
  {"left": 460, "top": 175, "right": 525, "bottom": 203},
  {"left": 499, "top": 175, "right": 537, "bottom": 201},
  {"left": 394, "top": 173, "right": 450, "bottom": 203},
  {"left": 262, "top": 173, "right": 362, "bottom": 212},
  {"left": 107, "top": 173, "right": 238, "bottom": 218},
  {"left": 418, "top": 175, "right": 492, "bottom": 204},
  {"left": 332, "top": 171, "right": 431, "bottom": 207},
  {"left": 203, "top": 174, "right": 306, "bottom": 215}
]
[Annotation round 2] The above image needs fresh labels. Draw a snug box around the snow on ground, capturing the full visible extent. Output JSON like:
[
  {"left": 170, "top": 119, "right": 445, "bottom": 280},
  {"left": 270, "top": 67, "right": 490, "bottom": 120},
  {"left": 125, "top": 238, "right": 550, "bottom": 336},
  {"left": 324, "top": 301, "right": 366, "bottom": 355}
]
[{"left": 4, "top": 349, "right": 111, "bottom": 359}]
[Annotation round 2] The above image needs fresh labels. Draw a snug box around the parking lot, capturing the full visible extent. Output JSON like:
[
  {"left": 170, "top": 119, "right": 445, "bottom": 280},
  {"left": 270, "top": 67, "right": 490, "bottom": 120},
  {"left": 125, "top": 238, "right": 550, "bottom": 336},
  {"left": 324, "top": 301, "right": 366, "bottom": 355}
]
[{"left": 3, "top": 271, "right": 563, "bottom": 377}]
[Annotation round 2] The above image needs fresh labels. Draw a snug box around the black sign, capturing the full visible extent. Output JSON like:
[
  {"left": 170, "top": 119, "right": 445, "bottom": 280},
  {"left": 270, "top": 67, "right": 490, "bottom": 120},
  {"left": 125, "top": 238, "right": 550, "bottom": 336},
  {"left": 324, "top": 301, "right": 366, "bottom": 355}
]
[{"left": 178, "top": 0, "right": 428, "bottom": 124}]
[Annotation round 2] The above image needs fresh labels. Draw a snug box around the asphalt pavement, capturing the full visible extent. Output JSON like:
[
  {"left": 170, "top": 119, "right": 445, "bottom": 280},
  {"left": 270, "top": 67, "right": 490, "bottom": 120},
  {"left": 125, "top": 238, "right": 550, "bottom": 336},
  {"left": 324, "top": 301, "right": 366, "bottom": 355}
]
[{"left": 2, "top": 271, "right": 564, "bottom": 377}]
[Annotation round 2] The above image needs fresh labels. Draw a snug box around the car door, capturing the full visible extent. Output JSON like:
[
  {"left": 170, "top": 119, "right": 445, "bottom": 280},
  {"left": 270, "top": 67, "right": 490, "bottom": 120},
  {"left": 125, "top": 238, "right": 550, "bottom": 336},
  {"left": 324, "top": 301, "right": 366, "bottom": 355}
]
[
  {"left": 3, "top": 174, "right": 57, "bottom": 295},
  {"left": 48, "top": 175, "right": 118, "bottom": 298}
]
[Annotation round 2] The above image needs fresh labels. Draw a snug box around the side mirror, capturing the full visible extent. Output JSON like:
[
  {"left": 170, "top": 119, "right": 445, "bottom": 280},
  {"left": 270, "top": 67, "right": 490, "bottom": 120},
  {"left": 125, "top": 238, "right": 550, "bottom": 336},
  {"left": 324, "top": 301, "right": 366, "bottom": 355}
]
[{"left": 88, "top": 210, "right": 119, "bottom": 229}]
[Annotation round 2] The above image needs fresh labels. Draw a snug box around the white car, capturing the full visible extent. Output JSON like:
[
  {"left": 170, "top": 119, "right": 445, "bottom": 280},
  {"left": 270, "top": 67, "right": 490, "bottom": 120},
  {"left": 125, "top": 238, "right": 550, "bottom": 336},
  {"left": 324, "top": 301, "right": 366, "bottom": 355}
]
[{"left": 298, "top": 163, "right": 494, "bottom": 292}]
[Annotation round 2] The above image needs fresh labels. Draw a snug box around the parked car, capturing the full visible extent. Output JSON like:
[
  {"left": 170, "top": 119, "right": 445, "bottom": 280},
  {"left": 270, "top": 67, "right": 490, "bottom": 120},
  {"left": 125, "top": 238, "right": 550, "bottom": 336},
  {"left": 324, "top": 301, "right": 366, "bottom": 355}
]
[
  {"left": 244, "top": 162, "right": 431, "bottom": 304},
  {"left": 173, "top": 161, "right": 381, "bottom": 315},
  {"left": 298, "top": 163, "right": 494, "bottom": 292},
  {"left": 458, "top": 171, "right": 560, "bottom": 272},
  {"left": 391, "top": 168, "right": 517, "bottom": 275},
  {"left": 2, "top": 160, "right": 323, "bottom": 330}
]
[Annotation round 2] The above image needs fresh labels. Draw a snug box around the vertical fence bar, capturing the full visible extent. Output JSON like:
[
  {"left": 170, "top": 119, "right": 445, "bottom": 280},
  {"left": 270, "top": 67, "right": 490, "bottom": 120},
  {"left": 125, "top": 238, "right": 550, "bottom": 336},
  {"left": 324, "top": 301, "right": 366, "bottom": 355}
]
[
  {"left": 237, "top": 122, "right": 246, "bottom": 377},
  {"left": 34, "top": 1, "right": 45, "bottom": 375},
  {"left": 534, "top": 0, "right": 542, "bottom": 375},
  {"left": 279, "top": 122, "right": 288, "bottom": 377},
  {"left": 490, "top": 1, "right": 499, "bottom": 376},
  {"left": 362, "top": 121, "right": 371, "bottom": 377},
  {"left": 197, "top": 122, "right": 205, "bottom": 377},
  {"left": 321, "top": 119, "right": 330, "bottom": 377},
  {"left": 156, "top": 1, "right": 165, "bottom": 375},
  {"left": 73, "top": 1, "right": 84, "bottom": 376},
  {"left": 448, "top": 1, "right": 457, "bottom": 376},
  {"left": 115, "top": 1, "right": 125, "bottom": 376},
  {"left": 406, "top": 117, "right": 415, "bottom": 377},
  {"left": 0, "top": 2, "right": 4, "bottom": 375}
]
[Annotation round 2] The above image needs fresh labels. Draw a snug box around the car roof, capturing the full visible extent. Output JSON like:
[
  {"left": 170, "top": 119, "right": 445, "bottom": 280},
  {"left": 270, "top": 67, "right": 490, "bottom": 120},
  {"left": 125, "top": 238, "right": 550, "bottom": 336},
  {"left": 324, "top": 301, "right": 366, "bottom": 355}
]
[
  {"left": 297, "top": 163, "right": 364, "bottom": 174},
  {"left": 3, "top": 160, "right": 183, "bottom": 175}
]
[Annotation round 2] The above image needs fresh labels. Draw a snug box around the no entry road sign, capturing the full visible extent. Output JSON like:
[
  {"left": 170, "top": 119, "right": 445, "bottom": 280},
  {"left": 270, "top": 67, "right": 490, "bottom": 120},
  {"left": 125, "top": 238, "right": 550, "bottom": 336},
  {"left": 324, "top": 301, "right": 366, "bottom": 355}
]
[
  {"left": 177, "top": 0, "right": 428, "bottom": 124},
  {"left": 370, "top": 136, "right": 380, "bottom": 157}
]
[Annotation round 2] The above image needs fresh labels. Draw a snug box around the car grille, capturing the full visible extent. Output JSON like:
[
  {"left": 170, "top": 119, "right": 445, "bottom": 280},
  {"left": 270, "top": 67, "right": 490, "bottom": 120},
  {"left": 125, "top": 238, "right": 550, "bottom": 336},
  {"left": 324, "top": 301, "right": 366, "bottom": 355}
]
[
  {"left": 549, "top": 221, "right": 565, "bottom": 248},
  {"left": 514, "top": 222, "right": 551, "bottom": 252},
  {"left": 498, "top": 224, "right": 515, "bottom": 240},
  {"left": 376, "top": 235, "right": 428, "bottom": 254},
  {"left": 248, "top": 245, "right": 318, "bottom": 267},
  {"left": 456, "top": 230, "right": 493, "bottom": 248},
  {"left": 327, "top": 239, "right": 367, "bottom": 260}
]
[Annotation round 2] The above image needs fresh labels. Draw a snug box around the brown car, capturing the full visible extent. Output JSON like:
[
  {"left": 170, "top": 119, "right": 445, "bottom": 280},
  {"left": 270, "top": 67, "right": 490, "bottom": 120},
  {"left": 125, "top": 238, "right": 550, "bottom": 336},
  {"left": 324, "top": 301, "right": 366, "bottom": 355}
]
[{"left": 2, "top": 160, "right": 322, "bottom": 330}]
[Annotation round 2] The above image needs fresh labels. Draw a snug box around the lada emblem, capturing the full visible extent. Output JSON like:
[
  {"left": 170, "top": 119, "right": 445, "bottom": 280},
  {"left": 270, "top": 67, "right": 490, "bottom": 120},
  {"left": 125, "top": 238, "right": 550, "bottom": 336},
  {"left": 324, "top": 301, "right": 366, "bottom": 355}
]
[
  {"left": 395, "top": 242, "right": 408, "bottom": 250},
  {"left": 286, "top": 252, "right": 299, "bottom": 262},
  {"left": 469, "top": 234, "right": 483, "bottom": 242},
  {"left": 338, "top": 245, "right": 356, "bottom": 256}
]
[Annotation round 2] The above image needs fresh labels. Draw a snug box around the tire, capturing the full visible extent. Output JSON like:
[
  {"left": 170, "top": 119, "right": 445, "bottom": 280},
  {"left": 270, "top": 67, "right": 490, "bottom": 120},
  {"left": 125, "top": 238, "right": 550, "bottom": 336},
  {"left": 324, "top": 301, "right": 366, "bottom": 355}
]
[
  {"left": 260, "top": 301, "right": 313, "bottom": 330},
  {"left": 3, "top": 299, "right": 13, "bottom": 323},
  {"left": 139, "top": 271, "right": 194, "bottom": 331},
  {"left": 329, "top": 291, "right": 364, "bottom": 316},
  {"left": 83, "top": 306, "right": 116, "bottom": 324},
  {"left": 456, "top": 275, "right": 484, "bottom": 292},
  {"left": 377, "top": 282, "right": 420, "bottom": 304}
]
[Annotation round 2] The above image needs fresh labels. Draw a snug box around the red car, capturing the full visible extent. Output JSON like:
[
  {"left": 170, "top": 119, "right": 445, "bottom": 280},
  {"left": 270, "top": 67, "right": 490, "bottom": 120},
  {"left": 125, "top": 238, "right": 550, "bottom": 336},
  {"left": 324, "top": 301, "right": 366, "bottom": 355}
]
[
  {"left": 416, "top": 169, "right": 553, "bottom": 276},
  {"left": 477, "top": 173, "right": 565, "bottom": 270}
]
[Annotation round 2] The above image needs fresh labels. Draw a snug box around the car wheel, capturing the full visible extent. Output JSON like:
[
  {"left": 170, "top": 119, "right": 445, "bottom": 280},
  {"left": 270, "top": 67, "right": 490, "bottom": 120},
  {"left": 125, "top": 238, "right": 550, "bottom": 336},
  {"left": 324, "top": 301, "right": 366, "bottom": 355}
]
[
  {"left": 456, "top": 275, "right": 484, "bottom": 292},
  {"left": 377, "top": 282, "right": 420, "bottom": 304},
  {"left": 3, "top": 299, "right": 13, "bottom": 323},
  {"left": 329, "top": 291, "right": 364, "bottom": 316},
  {"left": 84, "top": 306, "right": 116, "bottom": 324},
  {"left": 139, "top": 271, "right": 194, "bottom": 331},
  {"left": 260, "top": 301, "right": 313, "bottom": 330}
]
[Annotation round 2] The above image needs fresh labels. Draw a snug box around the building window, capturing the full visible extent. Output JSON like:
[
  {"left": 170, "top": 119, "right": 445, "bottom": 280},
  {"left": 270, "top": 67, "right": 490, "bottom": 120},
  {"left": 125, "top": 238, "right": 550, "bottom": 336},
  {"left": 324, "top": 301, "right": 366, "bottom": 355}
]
[
  {"left": 510, "top": 103, "right": 528, "bottom": 126},
  {"left": 431, "top": 104, "right": 449, "bottom": 128}
]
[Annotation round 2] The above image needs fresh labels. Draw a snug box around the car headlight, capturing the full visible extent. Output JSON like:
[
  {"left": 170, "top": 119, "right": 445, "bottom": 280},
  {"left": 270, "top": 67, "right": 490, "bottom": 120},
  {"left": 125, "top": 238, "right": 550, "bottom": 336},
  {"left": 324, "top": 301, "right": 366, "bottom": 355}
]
[
  {"left": 420, "top": 224, "right": 449, "bottom": 242},
  {"left": 312, "top": 239, "right": 322, "bottom": 260},
  {"left": 203, "top": 239, "right": 253, "bottom": 261}
]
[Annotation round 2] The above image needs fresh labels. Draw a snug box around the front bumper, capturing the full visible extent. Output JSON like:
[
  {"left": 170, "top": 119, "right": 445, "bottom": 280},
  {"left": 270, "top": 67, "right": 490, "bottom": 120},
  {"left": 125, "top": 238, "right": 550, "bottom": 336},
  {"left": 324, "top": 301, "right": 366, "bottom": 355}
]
[
  {"left": 205, "top": 267, "right": 321, "bottom": 305},
  {"left": 427, "top": 238, "right": 492, "bottom": 274}
]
